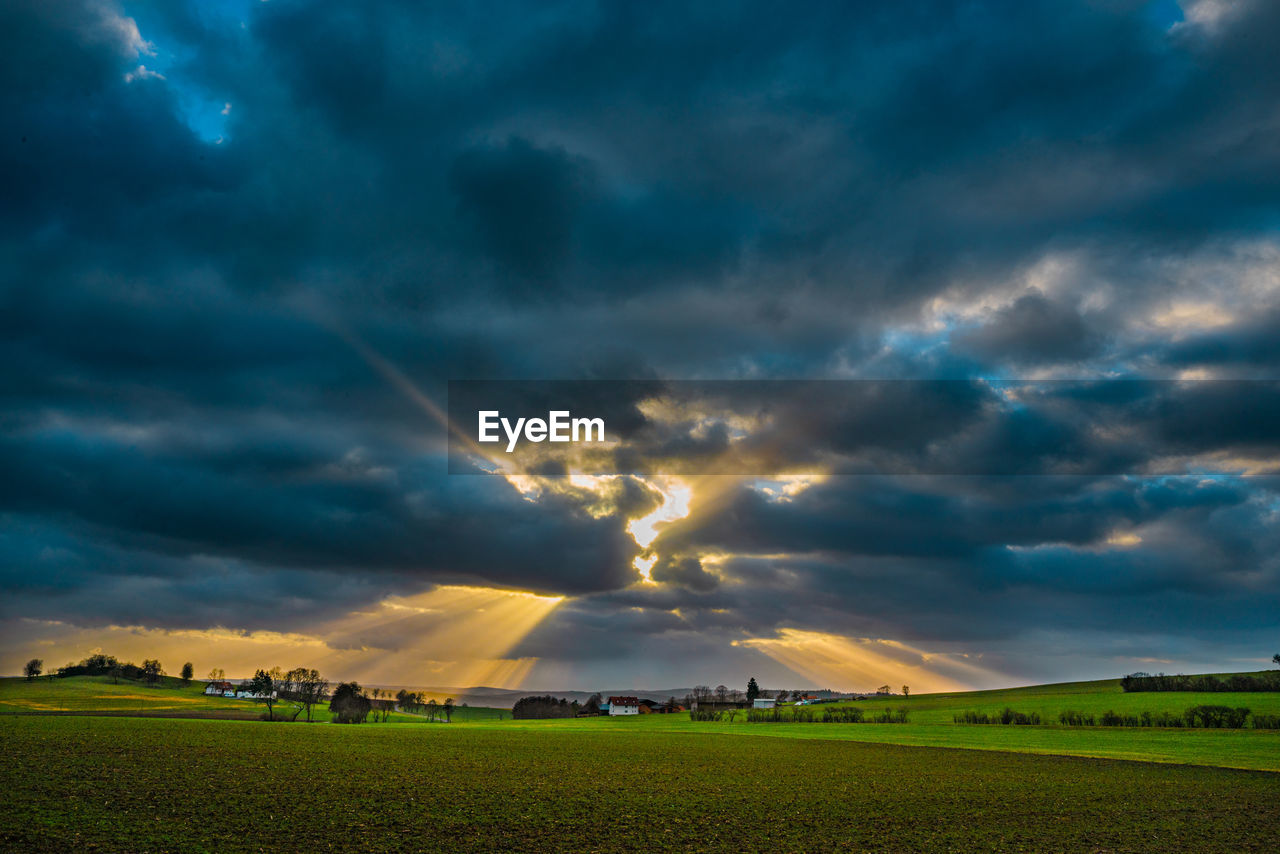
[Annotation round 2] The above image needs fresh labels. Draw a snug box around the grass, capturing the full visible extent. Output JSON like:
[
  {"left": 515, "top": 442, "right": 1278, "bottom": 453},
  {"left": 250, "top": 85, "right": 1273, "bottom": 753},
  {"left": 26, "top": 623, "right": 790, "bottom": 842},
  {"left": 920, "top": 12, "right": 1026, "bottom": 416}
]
[
  {"left": 835, "top": 673, "right": 1280, "bottom": 725},
  {"left": 1, "top": 715, "right": 1276, "bottom": 852},
  {"left": 0, "top": 675, "right": 264, "bottom": 716},
  {"left": 4, "top": 674, "right": 1279, "bottom": 771},
  {"left": 0, "top": 676, "right": 506, "bottom": 724}
]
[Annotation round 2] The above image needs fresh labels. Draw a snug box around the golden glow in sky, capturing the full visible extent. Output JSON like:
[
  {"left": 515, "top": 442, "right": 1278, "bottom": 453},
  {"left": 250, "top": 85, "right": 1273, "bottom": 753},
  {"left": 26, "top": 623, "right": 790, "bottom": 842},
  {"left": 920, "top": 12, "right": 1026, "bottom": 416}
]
[
  {"left": 5, "top": 585, "right": 562, "bottom": 694},
  {"left": 736, "top": 628, "right": 1004, "bottom": 694}
]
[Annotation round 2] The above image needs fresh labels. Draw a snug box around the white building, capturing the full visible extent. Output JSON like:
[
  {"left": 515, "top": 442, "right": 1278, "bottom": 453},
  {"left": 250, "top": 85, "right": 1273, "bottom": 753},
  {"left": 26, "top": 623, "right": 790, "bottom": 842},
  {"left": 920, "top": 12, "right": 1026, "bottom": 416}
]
[
  {"left": 607, "top": 695, "right": 640, "bottom": 715},
  {"left": 753, "top": 697, "right": 776, "bottom": 709}
]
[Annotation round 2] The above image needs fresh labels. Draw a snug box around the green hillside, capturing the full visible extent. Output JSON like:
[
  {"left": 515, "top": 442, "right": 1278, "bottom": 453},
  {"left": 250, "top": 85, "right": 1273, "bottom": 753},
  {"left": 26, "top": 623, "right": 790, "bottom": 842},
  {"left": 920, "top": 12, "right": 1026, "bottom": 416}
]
[
  {"left": 0, "top": 676, "right": 504, "bottom": 723},
  {"left": 0, "top": 675, "right": 262, "bottom": 717},
  {"left": 480, "top": 672, "right": 1280, "bottom": 771},
  {"left": 4, "top": 672, "right": 1278, "bottom": 770},
  {"left": 834, "top": 672, "right": 1280, "bottom": 723}
]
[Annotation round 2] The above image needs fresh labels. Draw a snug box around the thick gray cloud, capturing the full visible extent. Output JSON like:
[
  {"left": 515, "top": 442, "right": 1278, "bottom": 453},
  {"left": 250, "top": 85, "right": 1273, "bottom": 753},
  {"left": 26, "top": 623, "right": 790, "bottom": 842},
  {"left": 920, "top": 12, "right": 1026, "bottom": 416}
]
[{"left": 3, "top": 0, "right": 1280, "bottom": 685}]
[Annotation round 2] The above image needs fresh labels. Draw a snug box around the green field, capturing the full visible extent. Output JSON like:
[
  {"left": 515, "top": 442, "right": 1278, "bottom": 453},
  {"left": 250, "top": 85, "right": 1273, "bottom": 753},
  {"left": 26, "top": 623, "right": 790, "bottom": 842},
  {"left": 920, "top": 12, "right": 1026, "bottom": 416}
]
[
  {"left": 3, "top": 673, "right": 1278, "bottom": 850},
  {"left": 0, "top": 676, "right": 505, "bottom": 724},
  {"left": 2, "top": 715, "right": 1277, "bottom": 852},
  {"left": 836, "top": 674, "right": 1280, "bottom": 724}
]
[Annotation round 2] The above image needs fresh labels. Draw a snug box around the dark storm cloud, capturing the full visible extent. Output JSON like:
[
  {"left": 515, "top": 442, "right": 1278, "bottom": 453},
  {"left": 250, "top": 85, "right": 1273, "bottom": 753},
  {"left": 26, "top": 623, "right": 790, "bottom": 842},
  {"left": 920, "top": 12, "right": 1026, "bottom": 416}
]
[
  {"left": 4, "top": 0, "right": 1280, "bottom": 678},
  {"left": 952, "top": 293, "right": 1103, "bottom": 365}
]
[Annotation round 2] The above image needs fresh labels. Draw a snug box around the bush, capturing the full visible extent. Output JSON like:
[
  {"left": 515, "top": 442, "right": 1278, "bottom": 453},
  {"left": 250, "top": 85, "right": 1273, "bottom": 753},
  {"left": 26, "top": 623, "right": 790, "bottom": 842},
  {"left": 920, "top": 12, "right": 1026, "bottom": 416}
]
[
  {"left": 954, "top": 708, "right": 1039, "bottom": 725},
  {"left": 1251, "top": 714, "right": 1280, "bottom": 730},
  {"left": 1061, "top": 706, "right": 1252, "bottom": 728},
  {"left": 329, "top": 681, "right": 372, "bottom": 724},
  {"left": 738, "top": 705, "right": 904, "bottom": 724},
  {"left": 689, "top": 708, "right": 724, "bottom": 722},
  {"left": 1058, "top": 710, "right": 1095, "bottom": 726},
  {"left": 821, "top": 707, "right": 864, "bottom": 723},
  {"left": 872, "top": 708, "right": 909, "bottom": 724},
  {"left": 1121, "top": 672, "right": 1280, "bottom": 693},
  {"left": 511, "top": 695, "right": 580, "bottom": 720},
  {"left": 55, "top": 654, "right": 145, "bottom": 681},
  {"left": 1139, "top": 711, "right": 1184, "bottom": 728},
  {"left": 1183, "top": 705, "right": 1250, "bottom": 729}
]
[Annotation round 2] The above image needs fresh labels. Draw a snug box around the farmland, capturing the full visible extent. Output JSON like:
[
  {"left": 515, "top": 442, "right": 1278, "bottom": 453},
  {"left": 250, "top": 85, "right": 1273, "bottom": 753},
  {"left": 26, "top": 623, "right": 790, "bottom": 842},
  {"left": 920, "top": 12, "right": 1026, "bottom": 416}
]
[
  {"left": 0, "top": 676, "right": 505, "bottom": 724},
  {"left": 2, "top": 715, "right": 1279, "bottom": 853},
  {"left": 2, "top": 673, "right": 1278, "bottom": 851}
]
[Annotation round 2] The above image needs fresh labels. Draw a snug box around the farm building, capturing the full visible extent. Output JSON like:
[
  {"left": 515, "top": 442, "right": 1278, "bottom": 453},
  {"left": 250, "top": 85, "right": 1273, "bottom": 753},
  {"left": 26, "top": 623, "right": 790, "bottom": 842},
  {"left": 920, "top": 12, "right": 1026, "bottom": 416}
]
[
  {"left": 607, "top": 696, "right": 640, "bottom": 715},
  {"left": 753, "top": 697, "right": 776, "bottom": 709},
  {"left": 204, "top": 680, "right": 233, "bottom": 696}
]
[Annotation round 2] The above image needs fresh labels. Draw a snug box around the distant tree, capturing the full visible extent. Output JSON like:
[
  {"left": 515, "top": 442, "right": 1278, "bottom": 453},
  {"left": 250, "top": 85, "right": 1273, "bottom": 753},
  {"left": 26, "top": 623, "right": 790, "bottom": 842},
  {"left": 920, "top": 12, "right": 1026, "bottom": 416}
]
[
  {"left": 746, "top": 677, "right": 759, "bottom": 702},
  {"left": 443, "top": 697, "right": 455, "bottom": 723},
  {"left": 276, "top": 668, "right": 296, "bottom": 700},
  {"left": 248, "top": 669, "right": 278, "bottom": 720},
  {"left": 1273, "top": 653, "right": 1280, "bottom": 668},
  {"left": 691, "top": 685, "right": 712, "bottom": 703},
  {"left": 141, "top": 659, "right": 164, "bottom": 686},
  {"left": 109, "top": 662, "right": 123, "bottom": 684},
  {"left": 329, "top": 682, "right": 371, "bottom": 724},
  {"left": 582, "top": 693, "right": 602, "bottom": 715},
  {"left": 510, "top": 695, "right": 581, "bottom": 720},
  {"left": 23, "top": 659, "right": 42, "bottom": 681},
  {"left": 375, "top": 689, "right": 392, "bottom": 722},
  {"left": 715, "top": 685, "right": 728, "bottom": 702},
  {"left": 877, "top": 684, "right": 891, "bottom": 695},
  {"left": 902, "top": 685, "right": 910, "bottom": 698},
  {"left": 288, "top": 668, "right": 327, "bottom": 723},
  {"left": 427, "top": 698, "right": 438, "bottom": 721},
  {"left": 180, "top": 662, "right": 194, "bottom": 684},
  {"left": 207, "top": 667, "right": 225, "bottom": 682},
  {"left": 776, "top": 690, "right": 789, "bottom": 703}
]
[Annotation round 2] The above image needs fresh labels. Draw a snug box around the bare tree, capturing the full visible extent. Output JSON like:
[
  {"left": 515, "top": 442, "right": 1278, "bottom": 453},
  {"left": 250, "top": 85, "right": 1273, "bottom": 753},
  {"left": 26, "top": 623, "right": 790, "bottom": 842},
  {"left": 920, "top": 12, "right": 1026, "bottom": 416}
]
[
  {"left": 23, "top": 659, "right": 42, "bottom": 681},
  {"left": 715, "top": 685, "right": 729, "bottom": 702},
  {"left": 207, "top": 667, "right": 225, "bottom": 682},
  {"left": 443, "top": 697, "right": 455, "bottom": 723},
  {"left": 902, "top": 685, "right": 910, "bottom": 698},
  {"left": 288, "top": 668, "right": 327, "bottom": 723},
  {"left": 109, "top": 662, "right": 123, "bottom": 684},
  {"left": 427, "top": 698, "right": 438, "bottom": 721}
]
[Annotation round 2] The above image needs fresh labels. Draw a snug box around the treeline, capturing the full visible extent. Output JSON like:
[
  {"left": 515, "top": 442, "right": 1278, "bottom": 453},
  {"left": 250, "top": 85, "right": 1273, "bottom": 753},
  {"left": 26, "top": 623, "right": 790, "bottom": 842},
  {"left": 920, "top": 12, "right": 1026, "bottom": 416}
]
[
  {"left": 394, "top": 690, "right": 456, "bottom": 722},
  {"left": 52, "top": 654, "right": 167, "bottom": 685},
  {"left": 692, "top": 706, "right": 910, "bottom": 723},
  {"left": 511, "top": 695, "right": 580, "bottom": 719},
  {"left": 954, "top": 708, "right": 1042, "bottom": 725},
  {"left": 1120, "top": 672, "right": 1280, "bottom": 693},
  {"left": 1060, "top": 705, "right": 1280, "bottom": 729}
]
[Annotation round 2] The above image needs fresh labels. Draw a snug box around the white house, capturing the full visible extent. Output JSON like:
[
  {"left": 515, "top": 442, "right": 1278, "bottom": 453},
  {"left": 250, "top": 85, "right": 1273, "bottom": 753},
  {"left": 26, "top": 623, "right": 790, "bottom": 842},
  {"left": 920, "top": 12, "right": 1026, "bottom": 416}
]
[
  {"left": 607, "top": 695, "right": 640, "bottom": 715},
  {"left": 204, "top": 680, "right": 233, "bottom": 696},
  {"left": 753, "top": 697, "right": 776, "bottom": 709}
]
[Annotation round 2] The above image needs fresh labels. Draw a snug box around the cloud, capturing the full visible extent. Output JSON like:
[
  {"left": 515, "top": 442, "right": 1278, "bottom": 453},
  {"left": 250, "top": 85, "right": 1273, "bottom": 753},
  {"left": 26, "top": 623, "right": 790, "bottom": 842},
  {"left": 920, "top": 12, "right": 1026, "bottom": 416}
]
[{"left": 3, "top": 0, "right": 1280, "bottom": 685}]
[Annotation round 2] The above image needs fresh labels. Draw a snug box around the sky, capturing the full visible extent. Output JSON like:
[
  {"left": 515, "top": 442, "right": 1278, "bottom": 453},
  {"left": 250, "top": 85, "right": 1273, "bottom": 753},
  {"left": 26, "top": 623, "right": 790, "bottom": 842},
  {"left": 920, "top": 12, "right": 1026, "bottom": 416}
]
[{"left": 3, "top": 0, "right": 1279, "bottom": 693}]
